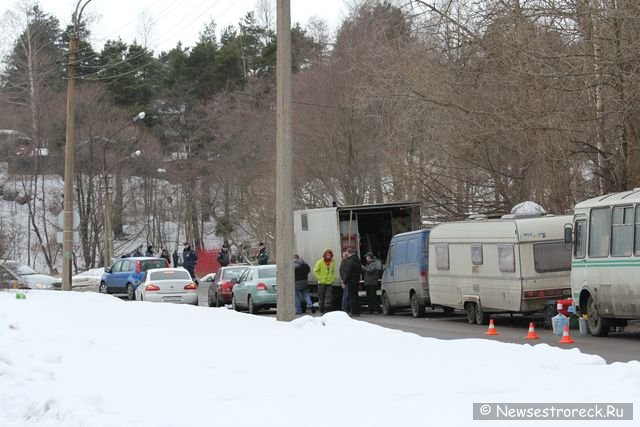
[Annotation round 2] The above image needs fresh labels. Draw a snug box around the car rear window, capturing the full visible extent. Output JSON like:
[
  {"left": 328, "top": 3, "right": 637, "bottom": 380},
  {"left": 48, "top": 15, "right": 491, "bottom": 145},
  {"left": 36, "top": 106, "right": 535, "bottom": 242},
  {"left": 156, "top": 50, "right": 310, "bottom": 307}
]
[
  {"left": 258, "top": 267, "right": 276, "bottom": 279},
  {"left": 222, "top": 268, "right": 247, "bottom": 279},
  {"left": 141, "top": 259, "right": 169, "bottom": 271},
  {"left": 149, "top": 270, "right": 191, "bottom": 281}
]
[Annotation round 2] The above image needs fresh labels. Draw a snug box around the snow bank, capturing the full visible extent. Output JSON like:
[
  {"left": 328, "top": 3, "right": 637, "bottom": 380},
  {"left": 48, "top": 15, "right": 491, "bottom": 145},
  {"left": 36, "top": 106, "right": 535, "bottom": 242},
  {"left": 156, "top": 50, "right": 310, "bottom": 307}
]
[{"left": 1, "top": 291, "right": 638, "bottom": 427}]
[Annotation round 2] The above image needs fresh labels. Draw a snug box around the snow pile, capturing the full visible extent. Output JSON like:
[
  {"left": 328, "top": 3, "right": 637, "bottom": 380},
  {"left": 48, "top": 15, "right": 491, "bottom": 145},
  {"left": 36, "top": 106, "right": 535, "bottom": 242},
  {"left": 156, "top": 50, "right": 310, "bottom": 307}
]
[{"left": 1, "top": 291, "right": 639, "bottom": 427}]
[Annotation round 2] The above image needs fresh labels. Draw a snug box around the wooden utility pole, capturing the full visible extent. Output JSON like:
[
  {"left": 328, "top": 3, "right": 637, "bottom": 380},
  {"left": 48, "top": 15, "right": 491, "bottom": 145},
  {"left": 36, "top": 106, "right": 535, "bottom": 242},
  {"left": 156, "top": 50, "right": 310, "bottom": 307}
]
[{"left": 276, "top": 0, "right": 294, "bottom": 321}]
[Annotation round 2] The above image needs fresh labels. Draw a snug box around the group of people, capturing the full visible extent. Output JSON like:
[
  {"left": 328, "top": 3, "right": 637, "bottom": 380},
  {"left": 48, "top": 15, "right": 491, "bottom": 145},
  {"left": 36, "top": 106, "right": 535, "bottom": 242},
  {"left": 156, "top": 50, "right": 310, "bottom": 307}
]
[
  {"left": 217, "top": 242, "right": 269, "bottom": 267},
  {"left": 294, "top": 248, "right": 382, "bottom": 316},
  {"left": 129, "top": 242, "right": 198, "bottom": 280}
]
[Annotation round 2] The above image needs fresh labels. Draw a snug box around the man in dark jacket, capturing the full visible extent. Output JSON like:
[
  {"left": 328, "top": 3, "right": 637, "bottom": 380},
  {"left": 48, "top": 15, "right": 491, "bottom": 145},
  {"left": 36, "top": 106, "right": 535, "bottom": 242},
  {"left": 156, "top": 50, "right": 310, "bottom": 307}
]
[
  {"left": 342, "top": 247, "right": 362, "bottom": 316},
  {"left": 182, "top": 242, "right": 198, "bottom": 279},
  {"left": 294, "top": 254, "right": 314, "bottom": 314},
  {"left": 363, "top": 252, "right": 382, "bottom": 313},
  {"left": 257, "top": 242, "right": 269, "bottom": 265},
  {"left": 172, "top": 249, "right": 180, "bottom": 267},
  {"left": 217, "top": 244, "right": 230, "bottom": 267},
  {"left": 339, "top": 251, "right": 350, "bottom": 312}
]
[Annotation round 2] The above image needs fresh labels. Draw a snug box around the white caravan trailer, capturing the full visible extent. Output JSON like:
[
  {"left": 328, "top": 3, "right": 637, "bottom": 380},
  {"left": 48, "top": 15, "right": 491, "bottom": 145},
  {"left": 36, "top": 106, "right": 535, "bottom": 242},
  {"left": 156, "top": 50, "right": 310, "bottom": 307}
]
[
  {"left": 428, "top": 214, "right": 572, "bottom": 324},
  {"left": 567, "top": 191, "right": 640, "bottom": 336}
]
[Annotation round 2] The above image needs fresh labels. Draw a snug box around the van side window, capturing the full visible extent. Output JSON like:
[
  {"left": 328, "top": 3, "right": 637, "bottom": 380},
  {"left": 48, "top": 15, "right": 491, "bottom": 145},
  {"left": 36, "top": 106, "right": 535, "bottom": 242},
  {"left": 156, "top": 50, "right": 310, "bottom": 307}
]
[
  {"left": 435, "top": 245, "right": 449, "bottom": 270},
  {"left": 574, "top": 220, "right": 586, "bottom": 259},
  {"left": 611, "top": 206, "right": 633, "bottom": 257},
  {"left": 498, "top": 245, "right": 515, "bottom": 273},
  {"left": 386, "top": 245, "right": 394, "bottom": 267},
  {"left": 301, "top": 214, "right": 308, "bottom": 231},
  {"left": 588, "top": 207, "right": 611, "bottom": 258},
  {"left": 471, "top": 244, "right": 483, "bottom": 265},
  {"left": 396, "top": 241, "right": 408, "bottom": 264}
]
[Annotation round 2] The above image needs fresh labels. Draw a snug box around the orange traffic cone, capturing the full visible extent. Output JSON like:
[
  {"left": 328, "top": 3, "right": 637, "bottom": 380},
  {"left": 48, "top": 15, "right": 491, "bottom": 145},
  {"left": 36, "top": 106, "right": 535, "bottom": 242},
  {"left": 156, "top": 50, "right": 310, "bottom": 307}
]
[
  {"left": 485, "top": 319, "right": 499, "bottom": 335},
  {"left": 559, "top": 325, "right": 574, "bottom": 344},
  {"left": 524, "top": 322, "right": 539, "bottom": 340}
]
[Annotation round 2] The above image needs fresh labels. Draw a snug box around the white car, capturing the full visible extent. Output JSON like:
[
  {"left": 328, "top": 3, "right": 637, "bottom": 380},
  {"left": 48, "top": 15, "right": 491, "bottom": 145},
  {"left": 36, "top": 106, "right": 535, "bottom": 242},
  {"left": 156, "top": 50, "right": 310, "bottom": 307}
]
[{"left": 134, "top": 268, "right": 198, "bottom": 305}]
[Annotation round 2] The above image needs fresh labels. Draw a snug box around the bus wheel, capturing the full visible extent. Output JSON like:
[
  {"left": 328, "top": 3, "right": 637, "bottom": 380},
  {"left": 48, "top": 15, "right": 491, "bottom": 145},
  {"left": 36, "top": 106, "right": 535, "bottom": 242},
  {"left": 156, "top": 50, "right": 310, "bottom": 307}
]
[
  {"left": 587, "top": 294, "right": 610, "bottom": 337},
  {"left": 465, "top": 302, "right": 476, "bottom": 324},
  {"left": 475, "top": 303, "right": 489, "bottom": 325}
]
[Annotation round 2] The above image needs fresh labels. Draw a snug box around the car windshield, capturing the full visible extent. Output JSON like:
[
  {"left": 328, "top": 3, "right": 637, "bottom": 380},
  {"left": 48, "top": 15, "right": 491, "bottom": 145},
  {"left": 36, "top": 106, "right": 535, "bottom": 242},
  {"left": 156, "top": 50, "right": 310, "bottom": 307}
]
[
  {"left": 140, "top": 260, "right": 169, "bottom": 271},
  {"left": 222, "top": 268, "right": 247, "bottom": 280},
  {"left": 258, "top": 267, "right": 276, "bottom": 279},
  {"left": 2, "top": 261, "right": 37, "bottom": 276},
  {"left": 149, "top": 270, "right": 191, "bottom": 281}
]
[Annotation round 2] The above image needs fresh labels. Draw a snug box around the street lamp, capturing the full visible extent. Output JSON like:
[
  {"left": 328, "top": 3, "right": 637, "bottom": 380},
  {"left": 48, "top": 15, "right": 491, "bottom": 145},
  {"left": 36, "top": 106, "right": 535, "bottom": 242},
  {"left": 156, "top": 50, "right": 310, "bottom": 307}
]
[{"left": 62, "top": 0, "right": 94, "bottom": 291}]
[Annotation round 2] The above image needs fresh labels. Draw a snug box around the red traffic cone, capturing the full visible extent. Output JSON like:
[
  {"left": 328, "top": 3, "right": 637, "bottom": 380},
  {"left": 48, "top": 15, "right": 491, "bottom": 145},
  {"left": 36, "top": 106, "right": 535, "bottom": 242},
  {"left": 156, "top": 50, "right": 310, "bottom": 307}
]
[
  {"left": 524, "top": 322, "right": 539, "bottom": 340},
  {"left": 559, "top": 325, "right": 574, "bottom": 344},
  {"left": 485, "top": 319, "right": 499, "bottom": 335}
]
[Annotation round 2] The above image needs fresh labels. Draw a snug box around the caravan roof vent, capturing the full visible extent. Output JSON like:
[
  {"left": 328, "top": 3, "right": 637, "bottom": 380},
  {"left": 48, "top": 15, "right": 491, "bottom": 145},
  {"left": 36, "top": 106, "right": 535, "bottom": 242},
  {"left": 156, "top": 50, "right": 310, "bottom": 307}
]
[{"left": 508, "top": 201, "right": 546, "bottom": 217}]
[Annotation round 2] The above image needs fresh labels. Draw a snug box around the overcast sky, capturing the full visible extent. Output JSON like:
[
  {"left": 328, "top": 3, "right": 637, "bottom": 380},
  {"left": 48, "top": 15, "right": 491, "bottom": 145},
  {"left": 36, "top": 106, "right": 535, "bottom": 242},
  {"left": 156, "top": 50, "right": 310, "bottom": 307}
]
[{"left": 11, "top": 0, "right": 350, "bottom": 53}]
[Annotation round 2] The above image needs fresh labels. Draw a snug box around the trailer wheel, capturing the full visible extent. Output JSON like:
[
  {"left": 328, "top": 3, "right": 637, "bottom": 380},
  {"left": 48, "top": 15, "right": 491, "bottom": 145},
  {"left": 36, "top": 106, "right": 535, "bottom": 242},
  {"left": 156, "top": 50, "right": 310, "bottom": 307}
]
[
  {"left": 475, "top": 302, "right": 489, "bottom": 325},
  {"left": 410, "top": 292, "right": 426, "bottom": 318},
  {"left": 464, "top": 302, "right": 476, "bottom": 324},
  {"left": 381, "top": 292, "right": 394, "bottom": 315},
  {"left": 587, "top": 294, "right": 610, "bottom": 337}
]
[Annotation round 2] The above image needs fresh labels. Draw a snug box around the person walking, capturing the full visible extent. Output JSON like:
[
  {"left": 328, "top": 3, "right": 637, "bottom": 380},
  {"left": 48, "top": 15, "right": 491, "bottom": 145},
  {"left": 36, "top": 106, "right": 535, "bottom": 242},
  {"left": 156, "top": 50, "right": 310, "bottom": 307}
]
[
  {"left": 294, "top": 254, "right": 314, "bottom": 314},
  {"left": 343, "top": 247, "right": 362, "bottom": 317},
  {"left": 172, "top": 248, "right": 180, "bottom": 267},
  {"left": 257, "top": 242, "right": 269, "bottom": 265},
  {"left": 145, "top": 245, "right": 154, "bottom": 257},
  {"left": 339, "top": 251, "right": 350, "bottom": 312},
  {"left": 217, "top": 244, "right": 230, "bottom": 267},
  {"left": 312, "top": 249, "right": 336, "bottom": 314},
  {"left": 363, "top": 252, "right": 382, "bottom": 314},
  {"left": 182, "top": 242, "right": 198, "bottom": 280}
]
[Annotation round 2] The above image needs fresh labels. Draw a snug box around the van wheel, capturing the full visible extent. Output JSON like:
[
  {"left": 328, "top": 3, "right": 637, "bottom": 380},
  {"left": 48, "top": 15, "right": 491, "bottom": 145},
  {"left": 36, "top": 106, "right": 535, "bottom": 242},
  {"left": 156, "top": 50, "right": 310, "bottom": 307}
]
[
  {"left": 410, "top": 293, "right": 426, "bottom": 318},
  {"left": 127, "top": 284, "right": 135, "bottom": 301},
  {"left": 465, "top": 303, "right": 476, "bottom": 324},
  {"left": 587, "top": 294, "right": 610, "bottom": 337},
  {"left": 381, "top": 292, "right": 394, "bottom": 315},
  {"left": 475, "top": 303, "right": 489, "bottom": 325}
]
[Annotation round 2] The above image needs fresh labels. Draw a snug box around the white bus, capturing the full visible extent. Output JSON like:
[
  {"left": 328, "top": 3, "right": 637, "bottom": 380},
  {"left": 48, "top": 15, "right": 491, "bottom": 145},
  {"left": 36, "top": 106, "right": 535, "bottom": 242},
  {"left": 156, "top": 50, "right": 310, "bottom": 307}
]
[
  {"left": 429, "top": 214, "right": 573, "bottom": 324},
  {"left": 566, "top": 191, "right": 640, "bottom": 336}
]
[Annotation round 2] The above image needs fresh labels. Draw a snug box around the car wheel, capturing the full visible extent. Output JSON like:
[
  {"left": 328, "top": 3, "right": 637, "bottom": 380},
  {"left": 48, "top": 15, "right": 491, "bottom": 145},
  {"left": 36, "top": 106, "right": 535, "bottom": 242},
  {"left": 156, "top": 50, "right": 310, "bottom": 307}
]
[
  {"left": 410, "top": 292, "right": 426, "bottom": 318},
  {"left": 207, "top": 291, "right": 215, "bottom": 307},
  {"left": 381, "top": 292, "right": 394, "bottom": 315},
  {"left": 232, "top": 294, "right": 240, "bottom": 311},
  {"left": 248, "top": 295, "right": 258, "bottom": 314},
  {"left": 215, "top": 293, "right": 222, "bottom": 308},
  {"left": 127, "top": 284, "right": 135, "bottom": 301},
  {"left": 99, "top": 282, "right": 108, "bottom": 294},
  {"left": 465, "top": 302, "right": 476, "bottom": 324},
  {"left": 475, "top": 302, "right": 489, "bottom": 325},
  {"left": 587, "top": 294, "right": 610, "bottom": 337}
]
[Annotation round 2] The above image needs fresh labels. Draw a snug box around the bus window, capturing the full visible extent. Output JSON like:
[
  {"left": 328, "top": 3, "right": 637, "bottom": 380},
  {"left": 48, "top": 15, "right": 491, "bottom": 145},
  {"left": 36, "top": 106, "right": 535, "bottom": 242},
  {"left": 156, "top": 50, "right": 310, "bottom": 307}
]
[
  {"left": 635, "top": 206, "right": 640, "bottom": 256},
  {"left": 575, "top": 220, "right": 586, "bottom": 258},
  {"left": 588, "top": 208, "right": 610, "bottom": 258},
  {"left": 611, "top": 206, "right": 633, "bottom": 257}
]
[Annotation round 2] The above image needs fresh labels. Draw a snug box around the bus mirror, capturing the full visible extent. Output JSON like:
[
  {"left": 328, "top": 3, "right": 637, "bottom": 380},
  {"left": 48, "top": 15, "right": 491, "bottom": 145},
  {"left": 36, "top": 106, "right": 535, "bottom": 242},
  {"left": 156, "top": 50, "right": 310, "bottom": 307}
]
[{"left": 564, "top": 224, "right": 573, "bottom": 244}]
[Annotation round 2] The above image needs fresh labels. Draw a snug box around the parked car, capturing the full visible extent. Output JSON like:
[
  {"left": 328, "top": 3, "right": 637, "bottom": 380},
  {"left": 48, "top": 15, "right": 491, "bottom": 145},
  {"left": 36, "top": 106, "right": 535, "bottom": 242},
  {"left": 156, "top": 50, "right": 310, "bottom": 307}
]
[
  {"left": 100, "top": 257, "right": 169, "bottom": 300},
  {"left": 72, "top": 267, "right": 104, "bottom": 292},
  {"left": 207, "top": 265, "right": 249, "bottom": 307},
  {"left": 232, "top": 265, "right": 278, "bottom": 314},
  {"left": 134, "top": 268, "right": 198, "bottom": 305},
  {"left": 0, "top": 259, "right": 61, "bottom": 290}
]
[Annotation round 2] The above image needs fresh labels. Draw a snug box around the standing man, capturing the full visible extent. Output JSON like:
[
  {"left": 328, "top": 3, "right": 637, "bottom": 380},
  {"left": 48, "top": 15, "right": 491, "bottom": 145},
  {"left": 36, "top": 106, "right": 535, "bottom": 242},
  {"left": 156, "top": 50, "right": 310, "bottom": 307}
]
[
  {"left": 343, "top": 247, "right": 362, "bottom": 317},
  {"left": 160, "top": 247, "right": 171, "bottom": 265},
  {"left": 294, "top": 254, "right": 313, "bottom": 314},
  {"left": 217, "top": 244, "right": 230, "bottom": 267},
  {"left": 363, "top": 252, "right": 382, "bottom": 314},
  {"left": 339, "top": 251, "right": 350, "bottom": 312},
  {"left": 182, "top": 242, "right": 198, "bottom": 280},
  {"left": 257, "top": 242, "right": 269, "bottom": 265},
  {"left": 172, "top": 248, "right": 180, "bottom": 268},
  {"left": 145, "top": 245, "right": 154, "bottom": 257},
  {"left": 312, "top": 249, "right": 336, "bottom": 314}
]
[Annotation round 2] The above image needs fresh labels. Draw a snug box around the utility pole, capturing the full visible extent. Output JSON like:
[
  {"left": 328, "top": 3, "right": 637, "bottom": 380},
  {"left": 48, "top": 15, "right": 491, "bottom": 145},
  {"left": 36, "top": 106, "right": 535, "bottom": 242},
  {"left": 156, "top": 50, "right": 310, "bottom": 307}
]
[
  {"left": 276, "top": 0, "right": 294, "bottom": 321},
  {"left": 62, "top": 0, "right": 93, "bottom": 291}
]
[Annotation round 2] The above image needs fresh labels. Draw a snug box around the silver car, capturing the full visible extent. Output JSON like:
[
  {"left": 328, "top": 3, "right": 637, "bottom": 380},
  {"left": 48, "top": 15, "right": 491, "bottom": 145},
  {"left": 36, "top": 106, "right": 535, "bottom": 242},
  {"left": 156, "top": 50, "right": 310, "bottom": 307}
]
[{"left": 134, "top": 268, "right": 198, "bottom": 305}]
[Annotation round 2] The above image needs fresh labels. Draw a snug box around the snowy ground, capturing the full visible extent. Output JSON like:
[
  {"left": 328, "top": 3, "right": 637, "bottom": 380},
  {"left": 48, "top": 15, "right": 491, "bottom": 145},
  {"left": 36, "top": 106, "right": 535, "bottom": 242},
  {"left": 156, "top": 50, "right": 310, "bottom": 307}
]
[{"left": 1, "top": 291, "right": 638, "bottom": 427}]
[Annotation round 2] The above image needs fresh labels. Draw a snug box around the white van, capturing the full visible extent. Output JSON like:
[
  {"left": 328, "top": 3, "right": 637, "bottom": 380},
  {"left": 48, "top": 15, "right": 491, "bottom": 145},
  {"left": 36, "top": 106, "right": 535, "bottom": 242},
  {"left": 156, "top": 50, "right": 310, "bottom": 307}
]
[
  {"left": 428, "top": 214, "right": 572, "bottom": 324},
  {"left": 567, "top": 191, "right": 640, "bottom": 336}
]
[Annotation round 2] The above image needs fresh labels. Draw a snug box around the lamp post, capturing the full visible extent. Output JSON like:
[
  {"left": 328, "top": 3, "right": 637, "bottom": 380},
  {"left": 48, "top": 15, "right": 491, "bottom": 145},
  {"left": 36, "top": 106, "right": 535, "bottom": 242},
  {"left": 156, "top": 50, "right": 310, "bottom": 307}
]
[{"left": 62, "top": 0, "right": 94, "bottom": 291}]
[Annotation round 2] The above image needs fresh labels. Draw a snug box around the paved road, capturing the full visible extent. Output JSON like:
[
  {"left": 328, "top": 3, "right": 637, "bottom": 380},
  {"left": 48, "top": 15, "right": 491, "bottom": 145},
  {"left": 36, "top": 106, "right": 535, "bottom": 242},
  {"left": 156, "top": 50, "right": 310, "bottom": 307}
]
[{"left": 199, "top": 283, "right": 639, "bottom": 363}]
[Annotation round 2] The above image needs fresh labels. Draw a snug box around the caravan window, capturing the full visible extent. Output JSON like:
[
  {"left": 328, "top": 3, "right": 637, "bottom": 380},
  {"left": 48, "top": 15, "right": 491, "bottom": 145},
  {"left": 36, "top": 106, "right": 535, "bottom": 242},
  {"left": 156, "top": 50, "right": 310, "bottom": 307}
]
[
  {"left": 611, "top": 206, "right": 633, "bottom": 257},
  {"left": 435, "top": 245, "right": 449, "bottom": 270},
  {"left": 534, "top": 242, "right": 571, "bottom": 273},
  {"left": 471, "top": 244, "right": 483, "bottom": 265},
  {"left": 588, "top": 208, "right": 610, "bottom": 258},
  {"left": 498, "top": 245, "right": 515, "bottom": 273}
]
